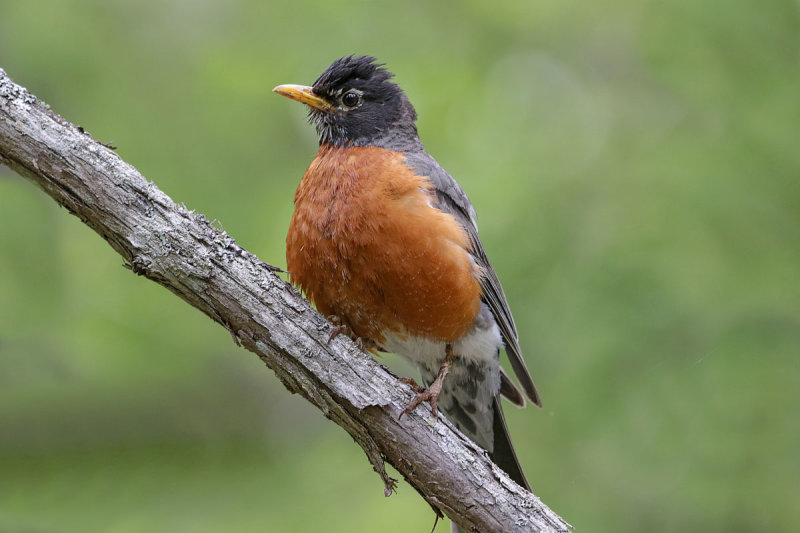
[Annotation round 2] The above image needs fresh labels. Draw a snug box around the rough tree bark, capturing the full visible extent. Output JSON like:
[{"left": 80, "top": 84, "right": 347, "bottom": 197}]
[{"left": 0, "top": 67, "right": 570, "bottom": 533}]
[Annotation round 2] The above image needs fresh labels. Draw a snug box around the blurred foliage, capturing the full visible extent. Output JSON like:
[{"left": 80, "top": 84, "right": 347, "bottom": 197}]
[{"left": 1, "top": 0, "right": 799, "bottom": 531}]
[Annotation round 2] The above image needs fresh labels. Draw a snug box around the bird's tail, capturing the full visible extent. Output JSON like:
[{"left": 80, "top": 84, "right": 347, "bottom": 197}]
[
  {"left": 489, "top": 395, "right": 530, "bottom": 490},
  {"left": 448, "top": 398, "right": 530, "bottom": 533}
]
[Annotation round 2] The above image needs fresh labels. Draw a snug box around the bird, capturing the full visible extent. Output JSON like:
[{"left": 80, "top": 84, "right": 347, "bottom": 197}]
[{"left": 273, "top": 56, "right": 541, "bottom": 524}]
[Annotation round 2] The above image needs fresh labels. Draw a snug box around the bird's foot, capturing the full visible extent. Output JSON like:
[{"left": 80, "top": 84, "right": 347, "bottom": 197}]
[
  {"left": 399, "top": 345, "right": 457, "bottom": 420},
  {"left": 400, "top": 378, "right": 446, "bottom": 420},
  {"left": 398, "top": 377, "right": 425, "bottom": 393},
  {"left": 326, "top": 315, "right": 379, "bottom": 353}
]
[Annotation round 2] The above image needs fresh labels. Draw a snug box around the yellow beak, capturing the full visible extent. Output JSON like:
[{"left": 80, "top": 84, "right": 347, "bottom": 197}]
[{"left": 272, "top": 84, "right": 334, "bottom": 112}]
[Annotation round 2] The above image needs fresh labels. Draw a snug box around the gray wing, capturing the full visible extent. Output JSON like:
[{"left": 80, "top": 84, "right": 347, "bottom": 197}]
[{"left": 404, "top": 151, "right": 542, "bottom": 407}]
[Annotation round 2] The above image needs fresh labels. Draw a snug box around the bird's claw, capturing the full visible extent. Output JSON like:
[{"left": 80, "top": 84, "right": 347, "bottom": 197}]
[
  {"left": 327, "top": 323, "right": 354, "bottom": 344},
  {"left": 400, "top": 383, "right": 444, "bottom": 420},
  {"left": 398, "top": 376, "right": 425, "bottom": 393},
  {"left": 326, "top": 315, "right": 379, "bottom": 353}
]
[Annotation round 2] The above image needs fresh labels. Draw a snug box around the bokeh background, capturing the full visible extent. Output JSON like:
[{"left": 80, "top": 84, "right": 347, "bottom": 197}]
[{"left": 1, "top": 1, "right": 798, "bottom": 532}]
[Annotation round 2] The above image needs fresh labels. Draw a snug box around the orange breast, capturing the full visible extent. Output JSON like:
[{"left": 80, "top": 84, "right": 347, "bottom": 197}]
[{"left": 286, "top": 144, "right": 481, "bottom": 344}]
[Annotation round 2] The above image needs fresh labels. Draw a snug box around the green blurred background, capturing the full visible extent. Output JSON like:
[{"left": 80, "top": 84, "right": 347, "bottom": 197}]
[{"left": 1, "top": 1, "right": 798, "bottom": 531}]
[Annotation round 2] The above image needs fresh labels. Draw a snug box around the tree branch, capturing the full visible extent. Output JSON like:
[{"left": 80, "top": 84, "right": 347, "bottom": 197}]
[{"left": 0, "top": 67, "right": 570, "bottom": 533}]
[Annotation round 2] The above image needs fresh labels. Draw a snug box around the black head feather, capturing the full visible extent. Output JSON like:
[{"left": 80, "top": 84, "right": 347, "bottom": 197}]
[
  {"left": 307, "top": 55, "right": 420, "bottom": 150},
  {"left": 312, "top": 55, "right": 394, "bottom": 96}
]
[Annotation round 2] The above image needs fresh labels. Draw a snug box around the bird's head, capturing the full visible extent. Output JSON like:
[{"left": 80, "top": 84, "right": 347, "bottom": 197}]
[{"left": 274, "top": 55, "right": 420, "bottom": 149}]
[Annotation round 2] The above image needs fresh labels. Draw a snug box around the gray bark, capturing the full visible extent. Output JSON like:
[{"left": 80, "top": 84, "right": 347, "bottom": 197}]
[{"left": 0, "top": 67, "right": 571, "bottom": 533}]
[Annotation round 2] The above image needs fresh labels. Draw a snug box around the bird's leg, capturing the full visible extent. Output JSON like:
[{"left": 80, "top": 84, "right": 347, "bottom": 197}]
[{"left": 400, "top": 344, "right": 457, "bottom": 420}]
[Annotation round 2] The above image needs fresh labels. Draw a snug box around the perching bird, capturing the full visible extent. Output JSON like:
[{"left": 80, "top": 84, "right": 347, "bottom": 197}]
[{"left": 274, "top": 56, "right": 541, "bottom": 525}]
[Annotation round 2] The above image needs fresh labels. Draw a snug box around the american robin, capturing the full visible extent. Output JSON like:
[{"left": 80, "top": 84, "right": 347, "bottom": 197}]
[{"left": 274, "top": 56, "right": 541, "bottom": 501}]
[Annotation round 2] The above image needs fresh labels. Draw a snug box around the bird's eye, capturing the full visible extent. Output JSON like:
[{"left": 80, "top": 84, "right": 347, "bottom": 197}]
[{"left": 342, "top": 91, "right": 360, "bottom": 108}]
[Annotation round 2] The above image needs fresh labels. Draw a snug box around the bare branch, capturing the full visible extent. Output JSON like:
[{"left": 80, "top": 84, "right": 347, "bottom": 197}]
[{"left": 0, "top": 67, "right": 570, "bottom": 533}]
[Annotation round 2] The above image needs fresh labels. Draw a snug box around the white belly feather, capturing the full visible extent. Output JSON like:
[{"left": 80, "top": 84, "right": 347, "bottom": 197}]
[{"left": 382, "top": 317, "right": 503, "bottom": 450}]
